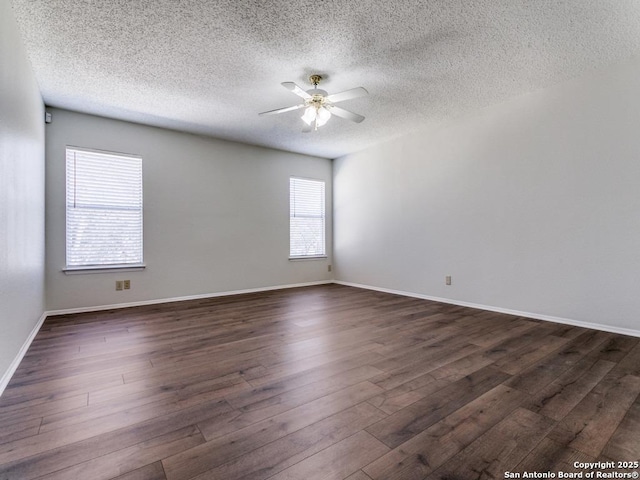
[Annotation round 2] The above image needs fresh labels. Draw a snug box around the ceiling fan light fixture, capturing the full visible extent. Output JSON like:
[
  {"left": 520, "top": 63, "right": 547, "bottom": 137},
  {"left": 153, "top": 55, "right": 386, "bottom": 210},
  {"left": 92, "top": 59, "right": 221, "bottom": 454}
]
[
  {"left": 316, "top": 106, "right": 331, "bottom": 127},
  {"left": 301, "top": 106, "right": 316, "bottom": 125},
  {"left": 302, "top": 105, "right": 331, "bottom": 129}
]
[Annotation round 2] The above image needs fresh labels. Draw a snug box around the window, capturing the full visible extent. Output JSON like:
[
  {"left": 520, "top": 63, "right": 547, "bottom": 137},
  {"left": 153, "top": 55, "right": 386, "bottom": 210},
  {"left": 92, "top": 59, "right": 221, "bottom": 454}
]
[
  {"left": 290, "top": 177, "right": 326, "bottom": 258},
  {"left": 66, "top": 147, "right": 143, "bottom": 269}
]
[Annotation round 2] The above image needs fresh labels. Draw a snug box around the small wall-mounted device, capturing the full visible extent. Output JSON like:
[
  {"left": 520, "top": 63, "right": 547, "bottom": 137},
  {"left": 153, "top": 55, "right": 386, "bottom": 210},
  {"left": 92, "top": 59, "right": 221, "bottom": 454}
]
[{"left": 44, "top": 112, "right": 52, "bottom": 124}]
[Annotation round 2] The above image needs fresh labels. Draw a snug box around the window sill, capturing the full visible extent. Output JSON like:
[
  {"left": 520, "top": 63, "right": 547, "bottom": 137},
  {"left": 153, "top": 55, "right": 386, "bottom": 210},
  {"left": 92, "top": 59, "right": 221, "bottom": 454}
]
[
  {"left": 289, "top": 256, "right": 328, "bottom": 261},
  {"left": 63, "top": 264, "right": 146, "bottom": 275}
]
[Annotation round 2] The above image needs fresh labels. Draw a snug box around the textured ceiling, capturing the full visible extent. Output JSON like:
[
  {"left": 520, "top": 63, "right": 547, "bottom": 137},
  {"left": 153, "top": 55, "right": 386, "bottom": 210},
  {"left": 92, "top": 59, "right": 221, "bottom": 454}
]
[{"left": 11, "top": 0, "right": 640, "bottom": 159}]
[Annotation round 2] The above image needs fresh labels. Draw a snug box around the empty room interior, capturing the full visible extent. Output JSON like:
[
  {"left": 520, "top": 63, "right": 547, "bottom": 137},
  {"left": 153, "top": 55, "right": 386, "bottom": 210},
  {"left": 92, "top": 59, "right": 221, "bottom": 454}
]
[{"left": 2, "top": 1, "right": 640, "bottom": 479}]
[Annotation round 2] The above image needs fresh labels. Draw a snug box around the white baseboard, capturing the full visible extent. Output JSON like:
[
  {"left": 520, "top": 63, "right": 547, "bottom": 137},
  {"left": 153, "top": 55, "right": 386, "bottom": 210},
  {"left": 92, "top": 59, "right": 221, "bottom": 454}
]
[
  {"left": 334, "top": 280, "right": 640, "bottom": 338},
  {"left": 45, "top": 280, "right": 333, "bottom": 316},
  {"left": 0, "top": 312, "right": 48, "bottom": 398}
]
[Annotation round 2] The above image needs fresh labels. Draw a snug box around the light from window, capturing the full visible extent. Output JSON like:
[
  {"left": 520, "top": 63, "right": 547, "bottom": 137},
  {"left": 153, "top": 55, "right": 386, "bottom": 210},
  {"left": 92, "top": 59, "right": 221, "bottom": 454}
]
[
  {"left": 66, "top": 147, "right": 143, "bottom": 268},
  {"left": 290, "top": 177, "right": 325, "bottom": 258}
]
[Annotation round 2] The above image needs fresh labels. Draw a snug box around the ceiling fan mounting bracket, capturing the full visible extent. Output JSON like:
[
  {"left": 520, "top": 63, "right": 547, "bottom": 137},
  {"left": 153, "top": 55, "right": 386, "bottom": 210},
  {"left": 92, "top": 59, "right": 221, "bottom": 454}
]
[{"left": 309, "top": 74, "right": 322, "bottom": 87}]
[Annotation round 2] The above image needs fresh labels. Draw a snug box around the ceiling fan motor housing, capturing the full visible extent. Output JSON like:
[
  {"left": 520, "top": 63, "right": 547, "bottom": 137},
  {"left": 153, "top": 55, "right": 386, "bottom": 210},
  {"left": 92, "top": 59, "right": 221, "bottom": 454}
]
[{"left": 305, "top": 89, "right": 329, "bottom": 108}]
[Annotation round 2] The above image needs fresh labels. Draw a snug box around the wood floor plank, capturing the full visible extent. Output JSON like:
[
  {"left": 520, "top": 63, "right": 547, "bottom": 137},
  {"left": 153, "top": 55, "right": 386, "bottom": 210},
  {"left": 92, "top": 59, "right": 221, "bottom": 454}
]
[
  {"left": 611, "top": 342, "right": 640, "bottom": 377},
  {"left": 111, "top": 462, "right": 167, "bottom": 480},
  {"left": 122, "top": 352, "right": 263, "bottom": 386},
  {"left": 266, "top": 431, "right": 389, "bottom": 480},
  {"left": 223, "top": 363, "right": 376, "bottom": 411},
  {"left": 505, "top": 330, "right": 612, "bottom": 394},
  {"left": 258, "top": 335, "right": 381, "bottom": 368},
  {"left": 366, "top": 366, "right": 510, "bottom": 448},
  {"left": 188, "top": 403, "right": 386, "bottom": 480},
  {"left": 246, "top": 344, "right": 384, "bottom": 387},
  {"left": 468, "top": 318, "right": 540, "bottom": 347},
  {"left": 345, "top": 471, "right": 374, "bottom": 480},
  {"left": 247, "top": 350, "right": 385, "bottom": 389},
  {"left": 425, "top": 408, "right": 555, "bottom": 480},
  {"left": 366, "top": 373, "right": 451, "bottom": 415},
  {"left": 195, "top": 366, "right": 382, "bottom": 441},
  {"left": 163, "top": 381, "right": 384, "bottom": 480},
  {"left": 11, "top": 347, "right": 154, "bottom": 383},
  {"left": 38, "top": 372, "right": 248, "bottom": 434},
  {"left": 526, "top": 357, "right": 615, "bottom": 421},
  {"left": 601, "top": 399, "right": 640, "bottom": 461},
  {"left": 428, "top": 325, "right": 562, "bottom": 386},
  {"left": 363, "top": 384, "right": 528, "bottom": 480},
  {"left": 493, "top": 334, "right": 570, "bottom": 375},
  {"left": 367, "top": 388, "right": 432, "bottom": 415},
  {"left": 0, "top": 399, "right": 233, "bottom": 480},
  {"left": 0, "top": 391, "right": 87, "bottom": 416},
  {"left": 0, "top": 417, "right": 41, "bottom": 445},
  {"left": 0, "top": 284, "right": 637, "bottom": 480},
  {"left": 370, "top": 342, "right": 481, "bottom": 390},
  {"left": 589, "top": 335, "right": 640, "bottom": 363},
  {"left": 547, "top": 373, "right": 640, "bottom": 457},
  {"left": 0, "top": 370, "right": 125, "bottom": 404},
  {"left": 233, "top": 365, "right": 382, "bottom": 415},
  {"left": 87, "top": 370, "right": 247, "bottom": 405},
  {"left": 37, "top": 425, "right": 203, "bottom": 480}
]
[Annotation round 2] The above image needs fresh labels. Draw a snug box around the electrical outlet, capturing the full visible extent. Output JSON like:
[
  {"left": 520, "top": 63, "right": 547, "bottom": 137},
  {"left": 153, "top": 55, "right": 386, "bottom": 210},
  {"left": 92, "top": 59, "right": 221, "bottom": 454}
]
[
  {"left": 116, "top": 280, "right": 123, "bottom": 291},
  {"left": 328, "top": 265, "right": 332, "bottom": 272},
  {"left": 123, "top": 280, "right": 131, "bottom": 290},
  {"left": 445, "top": 275, "right": 452, "bottom": 286}
]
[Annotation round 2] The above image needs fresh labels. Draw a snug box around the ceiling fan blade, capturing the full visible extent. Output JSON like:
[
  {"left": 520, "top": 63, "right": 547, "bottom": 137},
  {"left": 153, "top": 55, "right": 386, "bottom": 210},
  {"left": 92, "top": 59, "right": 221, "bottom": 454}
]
[
  {"left": 327, "top": 105, "right": 365, "bottom": 123},
  {"left": 282, "top": 82, "right": 312, "bottom": 99},
  {"left": 326, "top": 87, "right": 368, "bottom": 104},
  {"left": 258, "top": 103, "right": 306, "bottom": 116}
]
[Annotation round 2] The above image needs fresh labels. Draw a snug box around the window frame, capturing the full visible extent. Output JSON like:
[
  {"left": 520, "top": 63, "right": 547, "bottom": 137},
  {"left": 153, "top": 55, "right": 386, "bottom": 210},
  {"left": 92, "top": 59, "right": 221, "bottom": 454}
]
[
  {"left": 289, "top": 176, "right": 327, "bottom": 260},
  {"left": 63, "top": 146, "right": 145, "bottom": 274}
]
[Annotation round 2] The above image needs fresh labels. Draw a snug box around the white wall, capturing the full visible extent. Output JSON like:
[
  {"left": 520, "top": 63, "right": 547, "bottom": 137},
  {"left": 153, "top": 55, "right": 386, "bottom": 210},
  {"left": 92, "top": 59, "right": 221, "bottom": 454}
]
[
  {"left": 334, "top": 57, "right": 640, "bottom": 333},
  {"left": 0, "top": 1, "right": 46, "bottom": 387},
  {"left": 45, "top": 109, "right": 332, "bottom": 311}
]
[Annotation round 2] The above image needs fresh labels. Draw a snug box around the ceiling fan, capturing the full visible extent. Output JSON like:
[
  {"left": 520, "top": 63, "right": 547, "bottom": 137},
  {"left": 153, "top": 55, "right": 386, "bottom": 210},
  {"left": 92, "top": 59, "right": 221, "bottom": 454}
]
[{"left": 259, "top": 74, "right": 368, "bottom": 132}]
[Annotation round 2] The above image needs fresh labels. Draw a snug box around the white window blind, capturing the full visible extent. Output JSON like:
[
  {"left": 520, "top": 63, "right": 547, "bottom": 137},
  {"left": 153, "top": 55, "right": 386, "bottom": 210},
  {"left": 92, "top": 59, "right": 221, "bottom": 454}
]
[
  {"left": 290, "top": 177, "right": 326, "bottom": 258},
  {"left": 66, "top": 147, "right": 143, "bottom": 268}
]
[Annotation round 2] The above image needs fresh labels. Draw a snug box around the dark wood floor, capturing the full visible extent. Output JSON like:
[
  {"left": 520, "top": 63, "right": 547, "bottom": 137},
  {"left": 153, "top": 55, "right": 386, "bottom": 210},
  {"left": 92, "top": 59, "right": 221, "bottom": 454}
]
[{"left": 1, "top": 284, "right": 639, "bottom": 480}]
